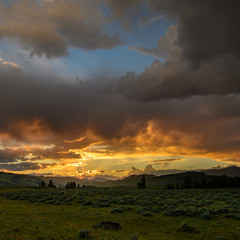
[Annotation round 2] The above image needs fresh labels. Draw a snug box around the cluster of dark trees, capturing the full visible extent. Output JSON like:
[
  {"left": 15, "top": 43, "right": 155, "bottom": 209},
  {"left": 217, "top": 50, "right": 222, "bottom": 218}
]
[
  {"left": 138, "top": 176, "right": 146, "bottom": 189},
  {"left": 39, "top": 180, "right": 83, "bottom": 189},
  {"left": 166, "top": 174, "right": 240, "bottom": 189},
  {"left": 39, "top": 180, "right": 56, "bottom": 188},
  {"left": 65, "top": 181, "right": 80, "bottom": 188}
]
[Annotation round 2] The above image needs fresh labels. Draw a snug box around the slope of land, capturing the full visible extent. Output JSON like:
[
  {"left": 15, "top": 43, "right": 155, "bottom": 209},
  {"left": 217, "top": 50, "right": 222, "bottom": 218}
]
[
  {"left": 201, "top": 166, "right": 240, "bottom": 177},
  {"left": 1, "top": 166, "right": 240, "bottom": 188}
]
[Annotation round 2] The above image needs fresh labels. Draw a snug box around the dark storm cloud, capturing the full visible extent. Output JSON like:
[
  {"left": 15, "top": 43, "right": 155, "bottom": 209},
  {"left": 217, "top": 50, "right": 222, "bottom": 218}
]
[
  {"left": 1, "top": 0, "right": 240, "bottom": 167},
  {"left": 114, "top": 55, "right": 240, "bottom": 101},
  {"left": 113, "top": 1, "right": 240, "bottom": 101},
  {"left": 1, "top": 68, "right": 240, "bottom": 163},
  {"left": 0, "top": 0, "right": 123, "bottom": 58},
  {"left": 0, "top": 162, "right": 56, "bottom": 171},
  {"left": 0, "top": 149, "right": 26, "bottom": 163},
  {"left": 150, "top": 158, "right": 182, "bottom": 164},
  {"left": 146, "top": 0, "right": 240, "bottom": 63},
  {"left": 107, "top": 0, "right": 139, "bottom": 31},
  {"left": 0, "top": 145, "right": 81, "bottom": 164}
]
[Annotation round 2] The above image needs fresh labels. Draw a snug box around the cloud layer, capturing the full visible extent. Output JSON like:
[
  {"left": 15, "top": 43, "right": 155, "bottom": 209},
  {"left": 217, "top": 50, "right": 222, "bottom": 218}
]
[
  {"left": 0, "top": 0, "right": 123, "bottom": 58},
  {"left": 0, "top": 0, "right": 240, "bottom": 174}
]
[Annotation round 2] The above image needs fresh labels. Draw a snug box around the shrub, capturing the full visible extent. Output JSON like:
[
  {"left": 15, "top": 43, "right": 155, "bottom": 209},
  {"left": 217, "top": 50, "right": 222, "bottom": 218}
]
[
  {"left": 201, "top": 212, "right": 211, "bottom": 220},
  {"left": 218, "top": 237, "right": 227, "bottom": 240},
  {"left": 110, "top": 208, "right": 124, "bottom": 214},
  {"left": 130, "top": 234, "right": 138, "bottom": 240},
  {"left": 178, "top": 222, "right": 196, "bottom": 233},
  {"left": 78, "top": 230, "right": 90, "bottom": 239},
  {"left": 36, "top": 237, "right": 45, "bottom": 240},
  {"left": 139, "top": 211, "right": 152, "bottom": 216}
]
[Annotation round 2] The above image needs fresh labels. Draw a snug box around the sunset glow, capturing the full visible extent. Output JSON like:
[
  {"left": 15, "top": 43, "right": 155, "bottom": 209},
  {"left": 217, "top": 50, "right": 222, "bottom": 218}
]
[{"left": 0, "top": 0, "right": 239, "bottom": 180}]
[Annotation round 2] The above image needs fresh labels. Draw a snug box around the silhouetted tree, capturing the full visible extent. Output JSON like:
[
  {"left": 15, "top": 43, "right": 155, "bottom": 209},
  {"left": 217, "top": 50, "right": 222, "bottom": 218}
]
[
  {"left": 182, "top": 175, "right": 193, "bottom": 189},
  {"left": 65, "top": 181, "right": 77, "bottom": 188},
  {"left": 48, "top": 179, "right": 55, "bottom": 188},
  {"left": 180, "top": 174, "right": 240, "bottom": 189},
  {"left": 138, "top": 176, "right": 146, "bottom": 189},
  {"left": 39, "top": 181, "right": 46, "bottom": 187}
]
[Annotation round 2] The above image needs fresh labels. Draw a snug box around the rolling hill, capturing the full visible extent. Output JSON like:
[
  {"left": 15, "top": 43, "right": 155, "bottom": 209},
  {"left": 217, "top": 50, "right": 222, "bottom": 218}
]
[
  {"left": 1, "top": 166, "right": 240, "bottom": 188},
  {"left": 201, "top": 166, "right": 240, "bottom": 177},
  {"left": 0, "top": 172, "right": 42, "bottom": 187}
]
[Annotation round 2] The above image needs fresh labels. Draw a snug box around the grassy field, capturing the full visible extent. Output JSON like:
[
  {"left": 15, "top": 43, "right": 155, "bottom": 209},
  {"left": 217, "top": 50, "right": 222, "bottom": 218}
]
[{"left": 0, "top": 187, "right": 240, "bottom": 240}]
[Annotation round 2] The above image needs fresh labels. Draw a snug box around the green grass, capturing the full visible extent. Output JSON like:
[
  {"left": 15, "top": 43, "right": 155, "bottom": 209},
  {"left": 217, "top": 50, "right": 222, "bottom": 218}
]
[{"left": 0, "top": 188, "right": 240, "bottom": 239}]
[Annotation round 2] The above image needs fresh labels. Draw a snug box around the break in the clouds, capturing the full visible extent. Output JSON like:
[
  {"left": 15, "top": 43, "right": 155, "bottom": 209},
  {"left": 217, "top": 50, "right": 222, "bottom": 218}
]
[{"left": 0, "top": 0, "right": 240, "bottom": 176}]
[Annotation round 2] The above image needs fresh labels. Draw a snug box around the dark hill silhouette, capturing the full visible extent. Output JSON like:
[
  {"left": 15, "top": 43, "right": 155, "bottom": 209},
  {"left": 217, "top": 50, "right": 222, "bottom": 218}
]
[
  {"left": 1, "top": 166, "right": 240, "bottom": 188},
  {"left": 202, "top": 166, "right": 240, "bottom": 177}
]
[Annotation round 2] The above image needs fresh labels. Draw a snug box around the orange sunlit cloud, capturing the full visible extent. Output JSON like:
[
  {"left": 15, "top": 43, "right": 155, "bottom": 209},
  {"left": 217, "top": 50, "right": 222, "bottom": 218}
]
[{"left": 0, "top": 0, "right": 240, "bottom": 177}]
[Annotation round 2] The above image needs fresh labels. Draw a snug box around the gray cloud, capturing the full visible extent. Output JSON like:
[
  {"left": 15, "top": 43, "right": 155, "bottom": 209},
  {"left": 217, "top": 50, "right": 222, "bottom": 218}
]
[
  {"left": 150, "top": 158, "right": 182, "bottom": 164},
  {"left": 0, "top": 162, "right": 56, "bottom": 171},
  {"left": 1, "top": 68, "right": 240, "bottom": 161},
  {"left": 1, "top": 1, "right": 240, "bottom": 168},
  {"left": 0, "top": 149, "right": 26, "bottom": 163},
  {"left": 0, "top": 0, "right": 123, "bottom": 58},
  {"left": 107, "top": 0, "right": 139, "bottom": 31},
  {"left": 129, "top": 164, "right": 184, "bottom": 176},
  {"left": 114, "top": 1, "right": 240, "bottom": 101},
  {"left": 129, "top": 24, "right": 180, "bottom": 59},
  {"left": 146, "top": 0, "right": 240, "bottom": 63},
  {"left": 114, "top": 55, "right": 240, "bottom": 101}
]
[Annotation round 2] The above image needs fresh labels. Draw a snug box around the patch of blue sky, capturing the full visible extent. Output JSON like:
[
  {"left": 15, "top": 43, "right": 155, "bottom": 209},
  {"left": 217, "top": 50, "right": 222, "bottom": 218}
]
[
  {"left": 67, "top": 46, "right": 155, "bottom": 79},
  {"left": 67, "top": 15, "right": 171, "bottom": 79},
  {"left": 1, "top": 0, "right": 20, "bottom": 7}
]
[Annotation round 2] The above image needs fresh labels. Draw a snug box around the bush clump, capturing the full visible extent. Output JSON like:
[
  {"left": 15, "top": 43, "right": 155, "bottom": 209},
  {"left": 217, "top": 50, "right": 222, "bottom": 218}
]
[
  {"left": 110, "top": 208, "right": 124, "bottom": 214},
  {"left": 78, "top": 230, "right": 90, "bottom": 239},
  {"left": 178, "top": 222, "right": 197, "bottom": 233},
  {"left": 201, "top": 212, "right": 211, "bottom": 220},
  {"left": 130, "top": 234, "right": 138, "bottom": 240},
  {"left": 218, "top": 236, "right": 227, "bottom": 240},
  {"left": 139, "top": 211, "right": 152, "bottom": 217}
]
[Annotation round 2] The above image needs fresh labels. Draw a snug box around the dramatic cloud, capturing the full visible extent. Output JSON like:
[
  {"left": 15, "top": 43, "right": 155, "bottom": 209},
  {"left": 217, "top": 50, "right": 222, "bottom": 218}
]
[
  {"left": 0, "top": 162, "right": 56, "bottom": 171},
  {"left": 0, "top": 1, "right": 240, "bottom": 175},
  {"left": 1, "top": 68, "right": 240, "bottom": 165},
  {"left": 129, "top": 24, "right": 180, "bottom": 59},
  {"left": 114, "top": 55, "right": 240, "bottom": 101},
  {"left": 107, "top": 0, "right": 139, "bottom": 31},
  {"left": 146, "top": 0, "right": 240, "bottom": 63},
  {"left": 150, "top": 158, "right": 183, "bottom": 165},
  {"left": 129, "top": 164, "right": 184, "bottom": 176},
  {"left": 0, "top": 0, "right": 123, "bottom": 58},
  {"left": 0, "top": 149, "right": 27, "bottom": 163},
  {"left": 114, "top": 1, "right": 240, "bottom": 101}
]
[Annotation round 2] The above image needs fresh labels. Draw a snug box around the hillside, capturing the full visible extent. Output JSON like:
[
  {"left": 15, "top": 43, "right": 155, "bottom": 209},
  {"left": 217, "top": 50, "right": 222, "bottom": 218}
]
[
  {"left": 0, "top": 172, "right": 104, "bottom": 187},
  {"left": 0, "top": 172, "right": 42, "bottom": 187},
  {"left": 202, "top": 166, "right": 240, "bottom": 177},
  {"left": 100, "top": 171, "right": 215, "bottom": 187},
  {"left": 1, "top": 166, "right": 240, "bottom": 188},
  {"left": 42, "top": 176, "right": 104, "bottom": 187}
]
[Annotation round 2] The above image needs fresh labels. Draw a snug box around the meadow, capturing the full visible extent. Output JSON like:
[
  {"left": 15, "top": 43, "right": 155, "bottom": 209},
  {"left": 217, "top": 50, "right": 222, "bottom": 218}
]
[{"left": 0, "top": 187, "right": 240, "bottom": 240}]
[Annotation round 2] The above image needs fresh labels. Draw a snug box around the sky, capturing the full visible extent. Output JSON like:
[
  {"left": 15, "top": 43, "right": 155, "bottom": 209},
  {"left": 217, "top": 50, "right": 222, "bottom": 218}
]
[{"left": 0, "top": 0, "right": 240, "bottom": 179}]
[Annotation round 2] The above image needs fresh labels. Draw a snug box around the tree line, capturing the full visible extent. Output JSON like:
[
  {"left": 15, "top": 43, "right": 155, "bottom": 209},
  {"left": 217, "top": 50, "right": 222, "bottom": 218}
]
[
  {"left": 166, "top": 174, "right": 240, "bottom": 189},
  {"left": 39, "top": 179, "right": 56, "bottom": 188},
  {"left": 39, "top": 180, "right": 83, "bottom": 188}
]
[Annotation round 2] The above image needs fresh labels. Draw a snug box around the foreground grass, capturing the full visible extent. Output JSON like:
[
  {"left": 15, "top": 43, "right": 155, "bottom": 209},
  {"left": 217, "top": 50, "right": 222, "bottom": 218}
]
[{"left": 0, "top": 188, "right": 240, "bottom": 239}]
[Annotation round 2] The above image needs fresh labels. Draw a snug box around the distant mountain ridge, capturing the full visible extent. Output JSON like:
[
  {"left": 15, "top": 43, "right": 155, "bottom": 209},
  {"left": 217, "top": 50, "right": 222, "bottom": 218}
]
[
  {"left": 201, "top": 166, "right": 240, "bottom": 177},
  {"left": 0, "top": 166, "right": 240, "bottom": 187}
]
